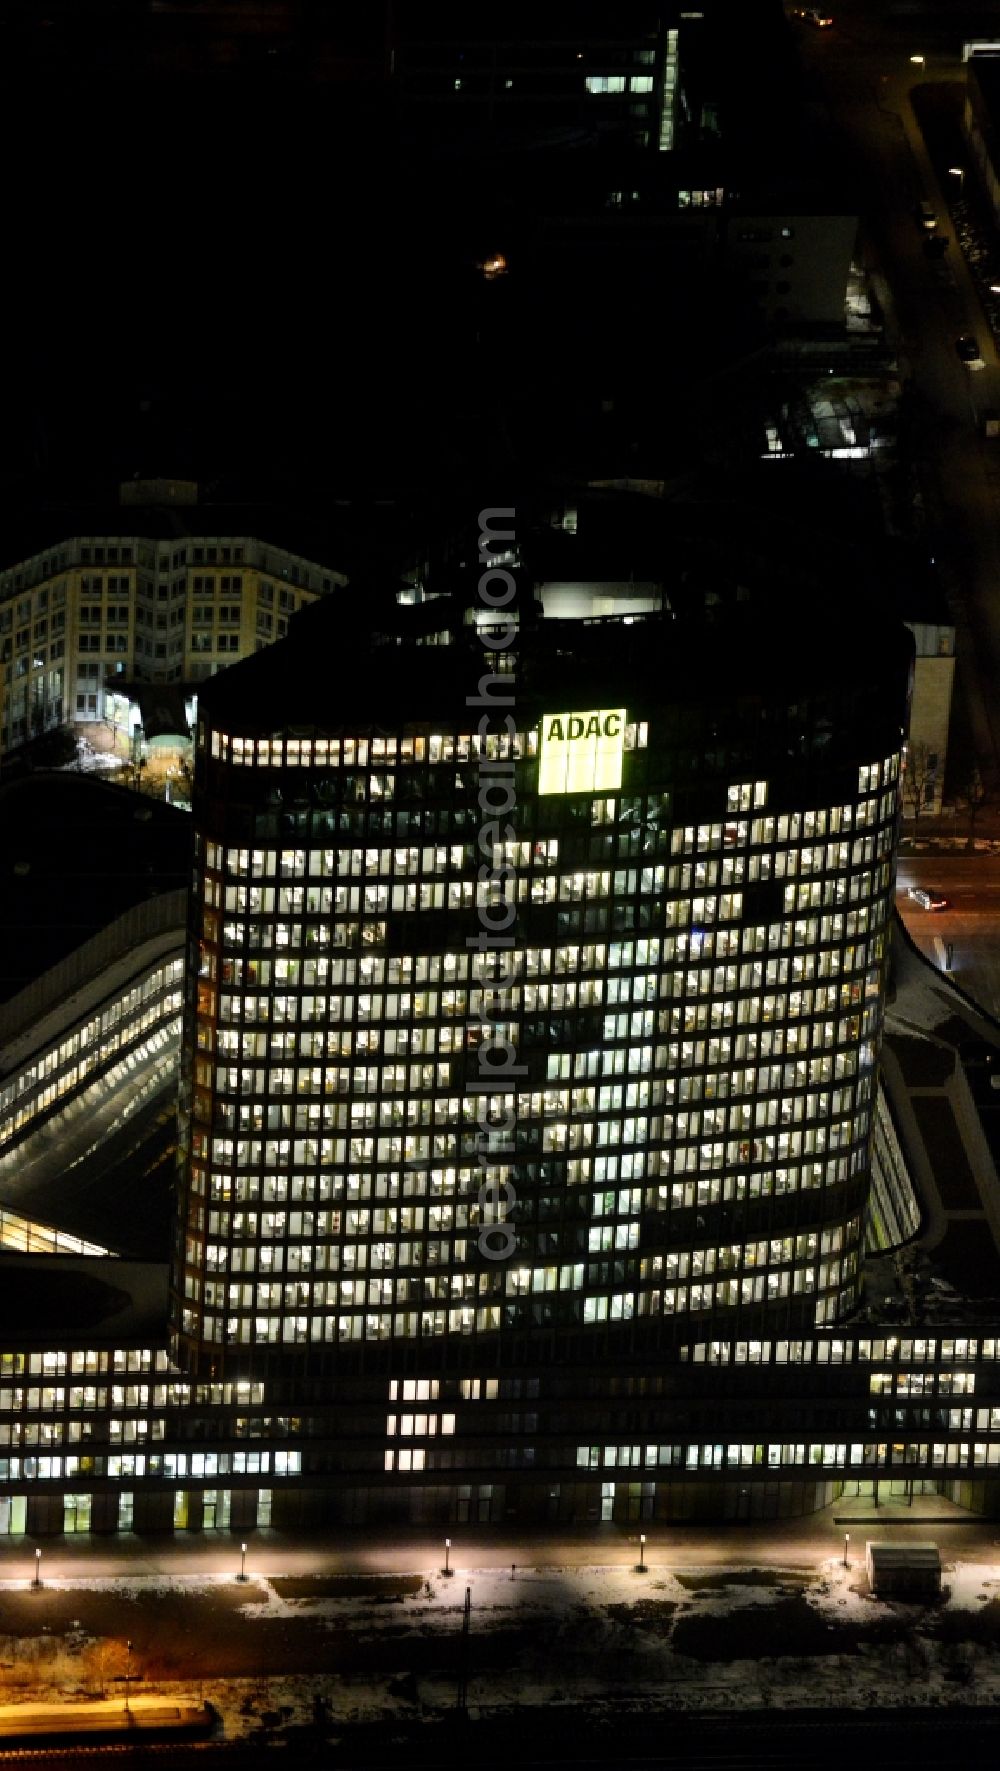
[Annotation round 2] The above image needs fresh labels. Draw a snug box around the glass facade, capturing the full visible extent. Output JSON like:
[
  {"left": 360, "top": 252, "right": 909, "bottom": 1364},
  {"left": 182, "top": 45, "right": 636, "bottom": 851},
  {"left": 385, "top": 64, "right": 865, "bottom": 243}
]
[
  {"left": 11, "top": 576, "right": 1000, "bottom": 1533},
  {"left": 0, "top": 955, "right": 183, "bottom": 1171},
  {"left": 173, "top": 601, "right": 912, "bottom": 1389}
]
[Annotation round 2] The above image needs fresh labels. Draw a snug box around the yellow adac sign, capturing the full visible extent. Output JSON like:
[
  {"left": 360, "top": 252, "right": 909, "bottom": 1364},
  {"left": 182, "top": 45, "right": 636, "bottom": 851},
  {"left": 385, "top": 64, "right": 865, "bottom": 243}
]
[{"left": 538, "top": 708, "right": 627, "bottom": 795}]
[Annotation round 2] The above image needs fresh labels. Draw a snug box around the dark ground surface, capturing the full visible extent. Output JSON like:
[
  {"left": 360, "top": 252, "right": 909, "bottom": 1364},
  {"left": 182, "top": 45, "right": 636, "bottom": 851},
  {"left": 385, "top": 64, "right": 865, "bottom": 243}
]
[
  {"left": 5, "top": 1707, "right": 1000, "bottom": 1770},
  {"left": 0, "top": 1565, "right": 997, "bottom": 1683}
]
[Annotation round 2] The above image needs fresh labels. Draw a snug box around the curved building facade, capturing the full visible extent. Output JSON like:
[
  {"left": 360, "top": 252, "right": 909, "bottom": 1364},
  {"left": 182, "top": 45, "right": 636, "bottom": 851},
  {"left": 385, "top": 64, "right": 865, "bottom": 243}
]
[{"left": 172, "top": 552, "right": 913, "bottom": 1384}]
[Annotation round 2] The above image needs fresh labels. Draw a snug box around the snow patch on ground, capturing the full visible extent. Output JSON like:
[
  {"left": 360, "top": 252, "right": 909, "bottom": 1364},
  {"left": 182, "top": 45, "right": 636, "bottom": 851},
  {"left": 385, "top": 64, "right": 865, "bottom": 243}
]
[{"left": 5, "top": 1559, "right": 1000, "bottom": 1740}]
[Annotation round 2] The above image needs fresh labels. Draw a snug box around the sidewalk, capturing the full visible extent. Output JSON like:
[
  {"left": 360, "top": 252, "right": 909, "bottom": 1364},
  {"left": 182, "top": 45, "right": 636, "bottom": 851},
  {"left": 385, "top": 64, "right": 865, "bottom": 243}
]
[
  {"left": 899, "top": 814, "right": 1000, "bottom": 854},
  {"left": 2, "top": 1497, "right": 997, "bottom": 1585}
]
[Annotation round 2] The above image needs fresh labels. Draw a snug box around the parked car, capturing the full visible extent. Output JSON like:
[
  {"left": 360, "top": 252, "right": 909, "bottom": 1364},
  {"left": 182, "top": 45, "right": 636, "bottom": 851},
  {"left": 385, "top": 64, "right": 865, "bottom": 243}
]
[
  {"left": 793, "top": 6, "right": 833, "bottom": 23},
  {"left": 908, "top": 886, "right": 949, "bottom": 910},
  {"left": 923, "top": 233, "right": 948, "bottom": 257},
  {"left": 956, "top": 334, "right": 981, "bottom": 362},
  {"left": 915, "top": 201, "right": 938, "bottom": 231}
]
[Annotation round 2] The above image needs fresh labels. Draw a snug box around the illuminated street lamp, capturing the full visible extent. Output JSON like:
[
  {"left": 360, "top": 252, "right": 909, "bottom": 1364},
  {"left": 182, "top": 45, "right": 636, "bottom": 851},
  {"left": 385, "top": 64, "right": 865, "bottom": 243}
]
[
  {"left": 844, "top": 1532, "right": 851, "bottom": 1568},
  {"left": 237, "top": 1542, "right": 248, "bottom": 1583},
  {"left": 638, "top": 1533, "right": 647, "bottom": 1574},
  {"left": 910, "top": 53, "right": 925, "bottom": 66},
  {"left": 33, "top": 1548, "right": 41, "bottom": 1590},
  {"left": 443, "top": 1537, "right": 453, "bottom": 1577}
]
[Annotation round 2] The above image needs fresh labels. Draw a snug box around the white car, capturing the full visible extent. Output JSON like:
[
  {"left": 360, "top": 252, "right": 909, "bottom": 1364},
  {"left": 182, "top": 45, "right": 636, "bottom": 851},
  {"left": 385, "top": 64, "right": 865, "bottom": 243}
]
[{"left": 907, "top": 885, "right": 948, "bottom": 911}]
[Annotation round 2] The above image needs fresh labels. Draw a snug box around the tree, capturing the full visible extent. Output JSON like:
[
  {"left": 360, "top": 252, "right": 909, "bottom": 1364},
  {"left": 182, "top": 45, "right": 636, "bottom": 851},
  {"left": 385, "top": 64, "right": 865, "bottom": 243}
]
[
  {"left": 958, "top": 759, "right": 991, "bottom": 853},
  {"left": 901, "top": 739, "right": 937, "bottom": 842}
]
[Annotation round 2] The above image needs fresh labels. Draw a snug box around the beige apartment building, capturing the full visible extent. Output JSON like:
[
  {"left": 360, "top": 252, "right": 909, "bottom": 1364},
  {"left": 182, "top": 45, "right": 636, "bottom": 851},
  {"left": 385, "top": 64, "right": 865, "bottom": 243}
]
[{"left": 0, "top": 481, "right": 348, "bottom": 761}]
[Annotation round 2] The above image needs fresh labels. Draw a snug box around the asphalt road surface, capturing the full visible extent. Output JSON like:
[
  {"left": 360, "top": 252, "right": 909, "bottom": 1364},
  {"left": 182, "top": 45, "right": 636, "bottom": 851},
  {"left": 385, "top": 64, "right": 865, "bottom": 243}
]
[{"left": 896, "top": 855, "right": 1000, "bottom": 1015}]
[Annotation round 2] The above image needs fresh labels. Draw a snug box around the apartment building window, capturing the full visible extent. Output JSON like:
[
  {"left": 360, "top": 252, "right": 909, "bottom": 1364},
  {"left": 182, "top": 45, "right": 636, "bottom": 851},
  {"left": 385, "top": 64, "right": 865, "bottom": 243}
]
[
  {"left": 216, "top": 634, "right": 239, "bottom": 653},
  {"left": 219, "top": 606, "right": 241, "bottom": 625},
  {"left": 193, "top": 606, "right": 212, "bottom": 626}
]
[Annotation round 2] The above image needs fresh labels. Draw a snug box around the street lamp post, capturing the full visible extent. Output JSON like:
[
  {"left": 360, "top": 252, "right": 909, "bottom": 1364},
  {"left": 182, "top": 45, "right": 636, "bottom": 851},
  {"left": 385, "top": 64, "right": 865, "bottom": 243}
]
[
  {"left": 124, "top": 1639, "right": 132, "bottom": 1716},
  {"left": 638, "top": 1533, "right": 647, "bottom": 1574},
  {"left": 33, "top": 1548, "right": 41, "bottom": 1590},
  {"left": 948, "top": 166, "right": 966, "bottom": 191},
  {"left": 237, "top": 1542, "right": 248, "bottom": 1583},
  {"left": 844, "top": 1532, "right": 851, "bottom": 1569},
  {"left": 443, "top": 1537, "right": 453, "bottom": 1577}
]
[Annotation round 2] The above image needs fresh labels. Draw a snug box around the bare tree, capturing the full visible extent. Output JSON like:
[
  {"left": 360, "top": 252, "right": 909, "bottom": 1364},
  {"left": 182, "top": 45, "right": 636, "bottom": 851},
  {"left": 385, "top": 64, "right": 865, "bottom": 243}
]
[
  {"left": 901, "top": 739, "right": 936, "bottom": 842},
  {"left": 958, "top": 760, "right": 991, "bottom": 853}
]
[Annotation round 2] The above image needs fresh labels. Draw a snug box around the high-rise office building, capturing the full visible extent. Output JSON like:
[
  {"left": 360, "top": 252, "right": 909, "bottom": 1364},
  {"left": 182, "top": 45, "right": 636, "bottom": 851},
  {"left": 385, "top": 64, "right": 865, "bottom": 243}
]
[
  {"left": 173, "top": 524, "right": 912, "bottom": 1391},
  {"left": 389, "top": 0, "right": 681, "bottom": 154},
  {"left": 9, "top": 507, "right": 1000, "bottom": 1534}
]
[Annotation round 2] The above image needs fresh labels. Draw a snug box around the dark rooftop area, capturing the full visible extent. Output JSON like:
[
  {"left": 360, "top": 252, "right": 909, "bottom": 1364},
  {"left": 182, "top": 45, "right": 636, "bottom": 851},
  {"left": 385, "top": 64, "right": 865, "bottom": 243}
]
[
  {"left": 0, "top": 774, "right": 191, "bottom": 1006},
  {"left": 199, "top": 493, "right": 913, "bottom": 738},
  {"left": 0, "top": 491, "right": 375, "bottom": 582},
  {"left": 0, "top": 1258, "right": 168, "bottom": 1343}
]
